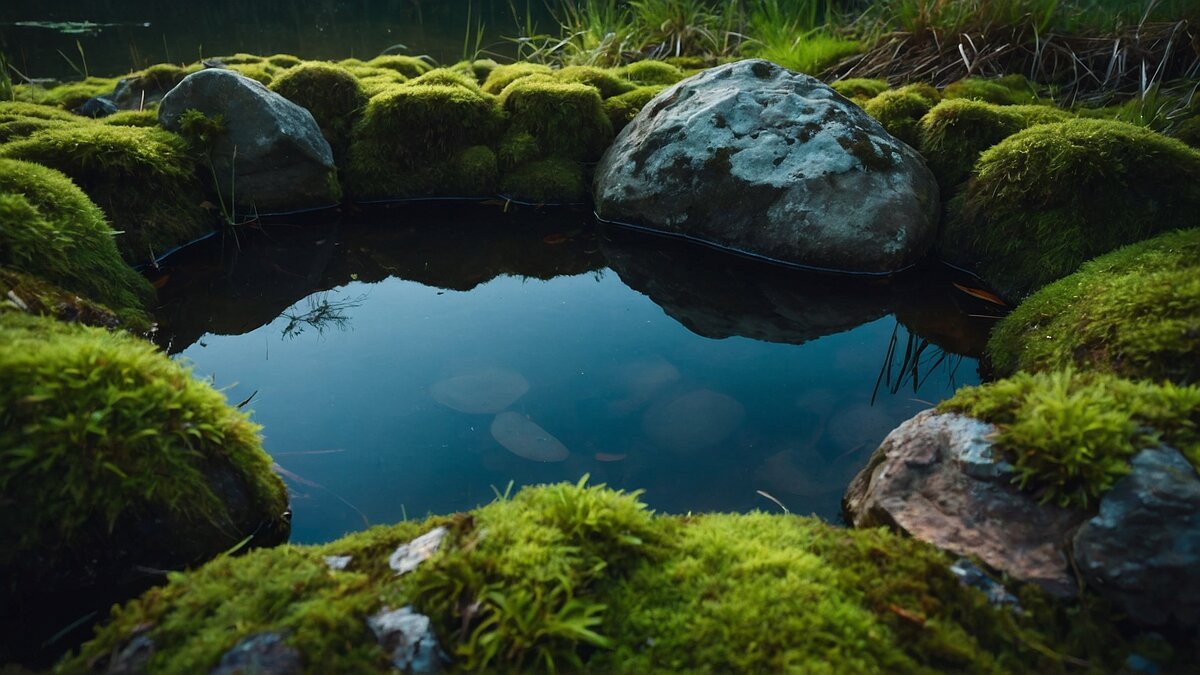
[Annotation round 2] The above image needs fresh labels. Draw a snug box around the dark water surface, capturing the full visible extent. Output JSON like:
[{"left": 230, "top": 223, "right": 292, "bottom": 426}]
[{"left": 153, "top": 204, "right": 991, "bottom": 544}]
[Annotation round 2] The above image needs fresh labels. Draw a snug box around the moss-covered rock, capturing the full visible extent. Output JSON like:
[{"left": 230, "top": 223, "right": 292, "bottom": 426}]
[
  {"left": 345, "top": 83, "right": 504, "bottom": 199},
  {"left": 500, "top": 157, "right": 587, "bottom": 204},
  {"left": 363, "top": 54, "right": 431, "bottom": 79},
  {"left": 481, "top": 62, "right": 554, "bottom": 95},
  {"left": 63, "top": 480, "right": 1136, "bottom": 673},
  {"left": 940, "top": 369, "right": 1200, "bottom": 507},
  {"left": 265, "top": 53, "right": 303, "bottom": 69},
  {"left": 0, "top": 125, "right": 211, "bottom": 264},
  {"left": 942, "top": 118, "right": 1200, "bottom": 300},
  {"left": 603, "top": 85, "right": 667, "bottom": 132},
  {"left": 830, "top": 77, "right": 890, "bottom": 102},
  {"left": 988, "top": 228, "right": 1200, "bottom": 384},
  {"left": 0, "top": 313, "right": 290, "bottom": 607},
  {"left": 0, "top": 159, "right": 154, "bottom": 326},
  {"left": 943, "top": 75, "right": 1038, "bottom": 105},
  {"left": 500, "top": 79, "right": 613, "bottom": 161},
  {"left": 555, "top": 65, "right": 635, "bottom": 98},
  {"left": 619, "top": 60, "right": 685, "bottom": 86},
  {"left": 863, "top": 86, "right": 937, "bottom": 147},
  {"left": 269, "top": 62, "right": 368, "bottom": 159},
  {"left": 405, "top": 67, "right": 483, "bottom": 92},
  {"left": 917, "top": 99, "right": 1073, "bottom": 192}
]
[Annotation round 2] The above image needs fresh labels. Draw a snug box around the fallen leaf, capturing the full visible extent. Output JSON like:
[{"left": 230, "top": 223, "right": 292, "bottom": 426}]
[{"left": 952, "top": 282, "right": 1007, "bottom": 306}]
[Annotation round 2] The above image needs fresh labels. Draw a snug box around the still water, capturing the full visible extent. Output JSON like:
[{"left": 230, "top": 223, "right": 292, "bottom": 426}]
[{"left": 154, "top": 204, "right": 989, "bottom": 544}]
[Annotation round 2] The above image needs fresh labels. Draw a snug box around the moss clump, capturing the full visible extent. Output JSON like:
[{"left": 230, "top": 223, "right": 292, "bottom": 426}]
[
  {"left": 918, "top": 99, "right": 1073, "bottom": 192},
  {"left": 65, "top": 480, "right": 1134, "bottom": 673},
  {"left": 1175, "top": 114, "right": 1200, "bottom": 148},
  {"left": 555, "top": 65, "right": 635, "bottom": 98},
  {"left": 830, "top": 77, "right": 890, "bottom": 102},
  {"left": 942, "top": 119, "right": 1200, "bottom": 300},
  {"left": 404, "top": 68, "right": 483, "bottom": 92},
  {"left": 500, "top": 157, "right": 588, "bottom": 204},
  {"left": 943, "top": 76, "right": 1038, "bottom": 105},
  {"left": 481, "top": 62, "right": 554, "bottom": 95},
  {"left": 619, "top": 60, "right": 685, "bottom": 86},
  {"left": 0, "top": 313, "right": 290, "bottom": 599},
  {"left": 0, "top": 124, "right": 211, "bottom": 264},
  {"left": 0, "top": 116, "right": 73, "bottom": 143},
  {"left": 129, "top": 63, "right": 191, "bottom": 92},
  {"left": 269, "top": 62, "right": 367, "bottom": 159},
  {"left": 346, "top": 84, "right": 504, "bottom": 198},
  {"left": 99, "top": 109, "right": 160, "bottom": 127},
  {"left": 0, "top": 267, "right": 121, "bottom": 328},
  {"left": 0, "top": 159, "right": 153, "bottom": 326},
  {"left": 0, "top": 101, "right": 80, "bottom": 121},
  {"left": 603, "top": 85, "right": 667, "bottom": 132},
  {"left": 500, "top": 79, "right": 613, "bottom": 161},
  {"left": 363, "top": 54, "right": 431, "bottom": 78},
  {"left": 940, "top": 369, "right": 1200, "bottom": 507},
  {"left": 227, "top": 62, "right": 280, "bottom": 85},
  {"left": 14, "top": 76, "right": 120, "bottom": 109},
  {"left": 988, "top": 228, "right": 1200, "bottom": 384},
  {"left": 265, "top": 53, "right": 303, "bottom": 69},
  {"left": 863, "top": 89, "right": 935, "bottom": 147}
]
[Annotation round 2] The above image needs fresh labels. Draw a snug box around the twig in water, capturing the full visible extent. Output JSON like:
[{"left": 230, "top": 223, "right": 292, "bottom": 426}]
[{"left": 756, "top": 490, "right": 790, "bottom": 514}]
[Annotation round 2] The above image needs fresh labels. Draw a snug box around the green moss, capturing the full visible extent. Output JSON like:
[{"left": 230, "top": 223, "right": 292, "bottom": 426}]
[
  {"left": 0, "top": 312, "right": 289, "bottom": 595},
  {"left": 918, "top": 99, "right": 1073, "bottom": 192},
  {"left": 988, "top": 228, "right": 1200, "bottom": 384},
  {"left": 603, "top": 85, "right": 666, "bottom": 132},
  {"left": 0, "top": 101, "right": 80, "bottom": 121},
  {"left": 500, "top": 79, "right": 613, "bottom": 162},
  {"left": 863, "top": 89, "right": 934, "bottom": 147},
  {"left": 65, "top": 480, "right": 1135, "bottom": 673},
  {"left": 0, "top": 267, "right": 121, "bottom": 328},
  {"left": 130, "top": 63, "right": 191, "bottom": 92},
  {"left": 942, "top": 119, "right": 1200, "bottom": 300},
  {"left": 14, "top": 76, "right": 119, "bottom": 109},
  {"left": 0, "top": 159, "right": 153, "bottom": 326},
  {"left": 500, "top": 157, "right": 587, "bottom": 204},
  {"left": 265, "top": 53, "right": 303, "bottom": 69},
  {"left": 1174, "top": 114, "right": 1200, "bottom": 147},
  {"left": 555, "top": 65, "right": 635, "bottom": 98},
  {"left": 751, "top": 35, "right": 863, "bottom": 75},
  {"left": 0, "top": 116, "right": 73, "bottom": 143},
  {"left": 404, "top": 68, "right": 483, "bottom": 92},
  {"left": 215, "top": 53, "right": 267, "bottom": 65},
  {"left": 364, "top": 55, "right": 431, "bottom": 79},
  {"left": 100, "top": 109, "right": 160, "bottom": 127},
  {"left": 830, "top": 77, "right": 890, "bottom": 102},
  {"left": 497, "top": 130, "right": 540, "bottom": 171},
  {"left": 619, "top": 60, "right": 685, "bottom": 86},
  {"left": 227, "top": 62, "right": 279, "bottom": 85},
  {"left": 481, "top": 63, "right": 554, "bottom": 95},
  {"left": 346, "top": 84, "right": 504, "bottom": 198},
  {"left": 0, "top": 124, "right": 212, "bottom": 264},
  {"left": 940, "top": 369, "right": 1200, "bottom": 507},
  {"left": 269, "top": 62, "right": 368, "bottom": 159},
  {"left": 943, "top": 76, "right": 1038, "bottom": 105}
]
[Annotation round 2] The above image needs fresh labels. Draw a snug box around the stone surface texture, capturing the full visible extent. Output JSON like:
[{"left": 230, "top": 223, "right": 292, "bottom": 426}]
[
  {"left": 593, "top": 59, "right": 939, "bottom": 274},
  {"left": 1073, "top": 446, "right": 1200, "bottom": 627},
  {"left": 842, "top": 410, "right": 1088, "bottom": 597},
  {"left": 210, "top": 632, "right": 303, "bottom": 675},
  {"left": 159, "top": 69, "right": 338, "bottom": 212}
]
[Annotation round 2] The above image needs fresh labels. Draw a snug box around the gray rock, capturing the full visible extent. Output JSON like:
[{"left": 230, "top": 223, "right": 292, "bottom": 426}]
[
  {"left": 1073, "top": 446, "right": 1200, "bottom": 626},
  {"left": 210, "top": 632, "right": 302, "bottom": 675},
  {"left": 593, "top": 59, "right": 939, "bottom": 275},
  {"left": 158, "top": 69, "right": 339, "bottom": 213},
  {"left": 106, "top": 634, "right": 154, "bottom": 674},
  {"left": 367, "top": 606, "right": 447, "bottom": 673},
  {"left": 388, "top": 526, "right": 447, "bottom": 576},
  {"left": 948, "top": 558, "right": 1021, "bottom": 611},
  {"left": 74, "top": 96, "right": 118, "bottom": 118},
  {"left": 842, "top": 410, "right": 1088, "bottom": 596}
]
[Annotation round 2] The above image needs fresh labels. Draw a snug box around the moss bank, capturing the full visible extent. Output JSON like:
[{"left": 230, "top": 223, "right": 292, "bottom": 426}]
[
  {"left": 942, "top": 118, "right": 1200, "bottom": 300},
  {"left": 269, "top": 62, "right": 368, "bottom": 159},
  {"left": 940, "top": 369, "right": 1200, "bottom": 508},
  {"left": 62, "top": 480, "right": 1134, "bottom": 673},
  {"left": 988, "top": 228, "right": 1200, "bottom": 384}
]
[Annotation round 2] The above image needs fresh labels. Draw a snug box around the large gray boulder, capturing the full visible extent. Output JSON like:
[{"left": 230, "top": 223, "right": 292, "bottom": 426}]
[
  {"left": 159, "top": 69, "right": 339, "bottom": 213},
  {"left": 593, "top": 59, "right": 939, "bottom": 275},
  {"left": 1073, "top": 446, "right": 1200, "bottom": 626}
]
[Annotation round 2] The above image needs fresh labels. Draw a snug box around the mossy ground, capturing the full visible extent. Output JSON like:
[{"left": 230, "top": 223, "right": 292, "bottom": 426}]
[
  {"left": 988, "top": 228, "right": 1200, "bottom": 384},
  {"left": 0, "top": 313, "right": 289, "bottom": 597},
  {"left": 62, "top": 480, "right": 1135, "bottom": 674},
  {"left": 941, "top": 118, "right": 1200, "bottom": 300},
  {"left": 940, "top": 369, "right": 1200, "bottom": 508}
]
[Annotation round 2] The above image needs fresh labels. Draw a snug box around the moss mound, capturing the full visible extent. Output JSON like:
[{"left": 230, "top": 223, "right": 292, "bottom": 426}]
[
  {"left": 481, "top": 63, "right": 554, "bottom": 95},
  {"left": 14, "top": 76, "right": 120, "bottom": 109},
  {"left": 555, "top": 65, "right": 635, "bottom": 98},
  {"left": 988, "top": 228, "right": 1200, "bottom": 384},
  {"left": 0, "top": 159, "right": 153, "bottom": 326},
  {"left": 918, "top": 99, "right": 1073, "bottom": 192},
  {"left": 405, "top": 68, "right": 483, "bottom": 92},
  {"left": 65, "top": 480, "right": 1133, "bottom": 673},
  {"left": 500, "top": 79, "right": 613, "bottom": 161},
  {"left": 0, "top": 116, "right": 73, "bottom": 143},
  {"left": 100, "top": 109, "right": 160, "bottom": 127},
  {"left": 619, "top": 60, "right": 685, "bottom": 86},
  {"left": 500, "top": 157, "right": 588, "bottom": 204},
  {"left": 603, "top": 85, "right": 667, "bottom": 132},
  {"left": 942, "top": 118, "right": 1200, "bottom": 300},
  {"left": 863, "top": 88, "right": 935, "bottom": 147},
  {"left": 943, "top": 76, "right": 1038, "bottom": 105},
  {"left": 941, "top": 369, "right": 1200, "bottom": 508},
  {"left": 0, "top": 313, "right": 290, "bottom": 600},
  {"left": 363, "top": 55, "right": 431, "bottom": 79},
  {"left": 346, "top": 84, "right": 503, "bottom": 199},
  {"left": 0, "top": 124, "right": 212, "bottom": 264},
  {"left": 269, "top": 62, "right": 368, "bottom": 158},
  {"left": 830, "top": 77, "right": 890, "bottom": 102},
  {"left": 0, "top": 101, "right": 80, "bottom": 121},
  {"left": 0, "top": 267, "right": 122, "bottom": 328}
]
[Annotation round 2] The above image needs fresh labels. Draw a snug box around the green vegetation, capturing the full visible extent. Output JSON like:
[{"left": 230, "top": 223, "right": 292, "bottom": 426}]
[
  {"left": 942, "top": 76, "right": 1039, "bottom": 106},
  {"left": 0, "top": 312, "right": 289, "bottom": 597},
  {"left": 0, "top": 158, "right": 153, "bottom": 327},
  {"left": 618, "top": 59, "right": 685, "bottom": 85},
  {"left": 0, "top": 124, "right": 212, "bottom": 264},
  {"left": 988, "top": 228, "right": 1200, "bottom": 384},
  {"left": 13, "top": 76, "right": 119, "bottom": 109},
  {"left": 501, "top": 157, "right": 588, "bottom": 204},
  {"left": 941, "top": 118, "right": 1200, "bottom": 300},
  {"left": 64, "top": 480, "right": 1135, "bottom": 673},
  {"left": 830, "top": 77, "right": 889, "bottom": 102},
  {"left": 482, "top": 63, "right": 555, "bottom": 95},
  {"left": 941, "top": 370, "right": 1200, "bottom": 508},
  {"left": 603, "top": 85, "right": 667, "bottom": 131},
  {"left": 269, "top": 62, "right": 368, "bottom": 159},
  {"left": 99, "top": 109, "right": 160, "bottom": 127},
  {"left": 363, "top": 54, "right": 432, "bottom": 78},
  {"left": 0, "top": 267, "right": 122, "bottom": 328},
  {"left": 863, "top": 85, "right": 939, "bottom": 147}
]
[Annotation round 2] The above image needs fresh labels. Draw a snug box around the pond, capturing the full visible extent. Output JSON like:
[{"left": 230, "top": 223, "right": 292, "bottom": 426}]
[{"left": 153, "top": 203, "right": 992, "bottom": 544}]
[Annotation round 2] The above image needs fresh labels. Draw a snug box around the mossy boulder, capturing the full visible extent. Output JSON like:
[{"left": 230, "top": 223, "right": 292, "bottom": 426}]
[
  {"left": 619, "top": 60, "right": 685, "bottom": 86},
  {"left": 555, "top": 65, "right": 635, "bottom": 98},
  {"left": 481, "top": 62, "right": 554, "bottom": 95},
  {"left": 405, "top": 67, "right": 483, "bottom": 92},
  {"left": 917, "top": 99, "right": 1073, "bottom": 192},
  {"left": 363, "top": 55, "right": 431, "bottom": 79},
  {"left": 603, "top": 85, "right": 666, "bottom": 132},
  {"left": 63, "top": 480, "right": 1136, "bottom": 673},
  {"left": 269, "top": 62, "right": 368, "bottom": 159},
  {"left": 0, "top": 124, "right": 211, "bottom": 264},
  {"left": 0, "top": 313, "right": 290, "bottom": 612},
  {"left": 943, "top": 75, "right": 1038, "bottom": 105},
  {"left": 941, "top": 118, "right": 1200, "bottom": 300},
  {"left": 988, "top": 228, "right": 1200, "bottom": 383},
  {"left": 346, "top": 82, "right": 503, "bottom": 199},
  {"left": 0, "top": 158, "right": 154, "bottom": 326},
  {"left": 500, "top": 157, "right": 588, "bottom": 204},
  {"left": 862, "top": 84, "right": 939, "bottom": 147},
  {"left": 500, "top": 79, "right": 613, "bottom": 162}
]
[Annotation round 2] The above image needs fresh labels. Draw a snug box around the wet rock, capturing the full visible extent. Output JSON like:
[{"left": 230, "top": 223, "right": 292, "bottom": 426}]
[
  {"left": 1073, "top": 446, "right": 1200, "bottom": 627},
  {"left": 389, "top": 527, "right": 447, "bottom": 576},
  {"left": 158, "top": 69, "right": 339, "bottom": 213},
  {"left": 842, "top": 410, "right": 1088, "bottom": 596},
  {"left": 367, "top": 606, "right": 447, "bottom": 673},
  {"left": 594, "top": 59, "right": 939, "bottom": 275},
  {"left": 210, "top": 633, "right": 302, "bottom": 675},
  {"left": 105, "top": 634, "right": 155, "bottom": 674},
  {"left": 949, "top": 558, "right": 1020, "bottom": 611},
  {"left": 74, "top": 96, "right": 118, "bottom": 118}
]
